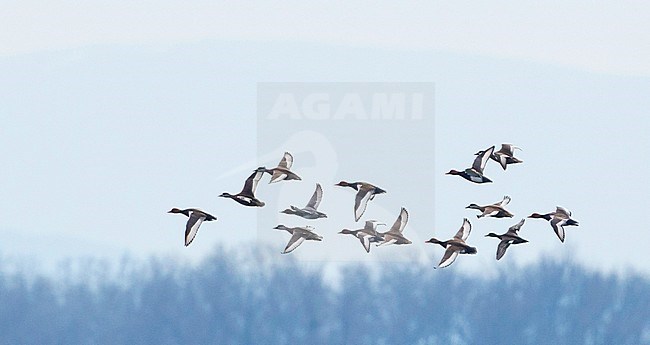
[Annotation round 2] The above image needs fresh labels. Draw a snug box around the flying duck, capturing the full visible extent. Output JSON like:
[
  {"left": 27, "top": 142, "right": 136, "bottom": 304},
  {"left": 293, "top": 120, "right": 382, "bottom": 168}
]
[
  {"left": 446, "top": 146, "right": 495, "bottom": 184},
  {"left": 265, "top": 152, "right": 301, "bottom": 183},
  {"left": 219, "top": 167, "right": 266, "bottom": 207},
  {"left": 280, "top": 183, "right": 327, "bottom": 219},
  {"left": 167, "top": 208, "right": 217, "bottom": 246},
  {"left": 273, "top": 225, "right": 323, "bottom": 254},
  {"left": 335, "top": 181, "right": 386, "bottom": 221},
  {"left": 528, "top": 206, "right": 579, "bottom": 243},
  {"left": 376, "top": 208, "right": 411, "bottom": 246},
  {"left": 338, "top": 220, "right": 386, "bottom": 253},
  {"left": 485, "top": 218, "right": 528, "bottom": 260},
  {"left": 476, "top": 143, "right": 523, "bottom": 170},
  {"left": 466, "top": 196, "right": 514, "bottom": 218},
  {"left": 425, "top": 218, "right": 477, "bottom": 269}
]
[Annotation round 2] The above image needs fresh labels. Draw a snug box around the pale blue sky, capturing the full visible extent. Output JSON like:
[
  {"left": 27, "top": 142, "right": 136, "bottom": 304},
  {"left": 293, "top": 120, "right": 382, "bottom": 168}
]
[{"left": 1, "top": 2, "right": 649, "bottom": 278}]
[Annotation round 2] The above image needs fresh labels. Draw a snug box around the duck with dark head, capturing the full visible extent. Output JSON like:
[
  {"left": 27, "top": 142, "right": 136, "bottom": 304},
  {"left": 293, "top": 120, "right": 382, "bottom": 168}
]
[{"left": 335, "top": 180, "right": 386, "bottom": 221}]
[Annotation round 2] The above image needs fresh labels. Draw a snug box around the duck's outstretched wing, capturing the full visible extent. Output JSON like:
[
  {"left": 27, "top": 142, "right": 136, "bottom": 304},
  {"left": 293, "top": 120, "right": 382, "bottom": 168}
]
[
  {"left": 556, "top": 206, "right": 572, "bottom": 218},
  {"left": 359, "top": 235, "right": 371, "bottom": 253},
  {"left": 507, "top": 218, "right": 525, "bottom": 234},
  {"left": 436, "top": 247, "right": 460, "bottom": 268},
  {"left": 496, "top": 240, "right": 512, "bottom": 260},
  {"left": 498, "top": 154, "right": 509, "bottom": 170},
  {"left": 185, "top": 212, "right": 206, "bottom": 247},
  {"left": 282, "top": 233, "right": 306, "bottom": 254},
  {"left": 278, "top": 152, "right": 294, "bottom": 169},
  {"left": 550, "top": 218, "right": 567, "bottom": 243},
  {"left": 354, "top": 189, "right": 374, "bottom": 222},
  {"left": 241, "top": 168, "right": 264, "bottom": 196},
  {"left": 472, "top": 146, "right": 495, "bottom": 173},
  {"left": 494, "top": 195, "right": 511, "bottom": 207},
  {"left": 499, "top": 144, "right": 521, "bottom": 156},
  {"left": 305, "top": 183, "right": 323, "bottom": 210},
  {"left": 454, "top": 218, "right": 472, "bottom": 241},
  {"left": 387, "top": 207, "right": 409, "bottom": 234},
  {"left": 363, "top": 220, "right": 384, "bottom": 233}
]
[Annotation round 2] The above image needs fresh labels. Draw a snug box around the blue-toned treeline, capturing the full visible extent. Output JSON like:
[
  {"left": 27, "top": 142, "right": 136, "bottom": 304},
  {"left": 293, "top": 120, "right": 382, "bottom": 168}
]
[{"left": 1, "top": 250, "right": 649, "bottom": 345}]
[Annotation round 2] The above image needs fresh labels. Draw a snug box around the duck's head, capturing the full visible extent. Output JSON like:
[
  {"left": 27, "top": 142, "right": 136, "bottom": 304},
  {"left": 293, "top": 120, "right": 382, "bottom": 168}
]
[
  {"left": 257, "top": 166, "right": 272, "bottom": 174},
  {"left": 465, "top": 203, "right": 481, "bottom": 210},
  {"left": 338, "top": 229, "right": 354, "bottom": 235},
  {"left": 280, "top": 208, "right": 295, "bottom": 214},
  {"left": 219, "top": 192, "right": 232, "bottom": 198},
  {"left": 336, "top": 181, "right": 359, "bottom": 190},
  {"left": 528, "top": 212, "right": 551, "bottom": 220},
  {"left": 445, "top": 169, "right": 461, "bottom": 175},
  {"left": 167, "top": 208, "right": 182, "bottom": 214},
  {"left": 274, "top": 225, "right": 290, "bottom": 231},
  {"left": 425, "top": 238, "right": 447, "bottom": 248},
  {"left": 485, "top": 232, "right": 500, "bottom": 238},
  {"left": 316, "top": 212, "right": 328, "bottom": 218}
]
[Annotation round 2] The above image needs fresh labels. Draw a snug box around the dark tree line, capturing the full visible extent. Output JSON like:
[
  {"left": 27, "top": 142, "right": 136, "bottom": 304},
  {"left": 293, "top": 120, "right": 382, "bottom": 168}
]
[{"left": 1, "top": 250, "right": 649, "bottom": 345}]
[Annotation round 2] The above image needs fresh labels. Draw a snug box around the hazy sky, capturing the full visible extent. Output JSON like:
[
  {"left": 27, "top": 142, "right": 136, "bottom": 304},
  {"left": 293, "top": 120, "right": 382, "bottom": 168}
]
[{"left": 2, "top": 2, "right": 649, "bottom": 278}]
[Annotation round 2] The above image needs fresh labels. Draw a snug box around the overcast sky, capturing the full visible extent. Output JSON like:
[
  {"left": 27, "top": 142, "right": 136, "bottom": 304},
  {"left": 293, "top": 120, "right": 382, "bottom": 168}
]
[{"left": 1, "top": 1, "right": 649, "bottom": 278}]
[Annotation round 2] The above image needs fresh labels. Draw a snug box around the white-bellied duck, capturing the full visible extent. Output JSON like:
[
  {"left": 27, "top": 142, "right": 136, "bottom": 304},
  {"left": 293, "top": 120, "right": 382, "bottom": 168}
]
[
  {"left": 339, "top": 220, "right": 386, "bottom": 253},
  {"left": 280, "top": 183, "right": 327, "bottom": 219},
  {"left": 335, "top": 181, "right": 386, "bottom": 221},
  {"left": 167, "top": 208, "right": 217, "bottom": 246},
  {"left": 476, "top": 143, "right": 523, "bottom": 170},
  {"left": 446, "top": 146, "right": 495, "bottom": 184},
  {"left": 265, "top": 152, "right": 301, "bottom": 183},
  {"left": 273, "top": 225, "right": 323, "bottom": 254},
  {"left": 528, "top": 206, "right": 579, "bottom": 243},
  {"left": 219, "top": 167, "right": 266, "bottom": 207},
  {"left": 425, "top": 218, "right": 477, "bottom": 268},
  {"left": 376, "top": 207, "right": 411, "bottom": 246},
  {"left": 485, "top": 218, "right": 528, "bottom": 260},
  {"left": 466, "top": 195, "right": 514, "bottom": 218}
]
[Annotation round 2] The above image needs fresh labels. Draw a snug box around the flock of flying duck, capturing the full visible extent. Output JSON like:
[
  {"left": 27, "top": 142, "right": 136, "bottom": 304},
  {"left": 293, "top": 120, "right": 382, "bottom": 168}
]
[{"left": 169, "top": 145, "right": 580, "bottom": 269}]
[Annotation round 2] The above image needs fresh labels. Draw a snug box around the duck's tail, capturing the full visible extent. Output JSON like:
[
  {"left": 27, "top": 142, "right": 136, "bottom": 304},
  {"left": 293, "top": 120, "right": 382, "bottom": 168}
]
[{"left": 566, "top": 219, "right": 579, "bottom": 226}]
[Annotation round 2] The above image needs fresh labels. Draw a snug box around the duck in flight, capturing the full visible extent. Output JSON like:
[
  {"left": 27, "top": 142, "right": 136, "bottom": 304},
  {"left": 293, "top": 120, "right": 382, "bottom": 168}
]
[
  {"left": 446, "top": 146, "right": 495, "bottom": 184},
  {"left": 528, "top": 206, "right": 579, "bottom": 243},
  {"left": 219, "top": 167, "right": 266, "bottom": 207},
  {"left": 264, "top": 152, "right": 301, "bottom": 183},
  {"left": 338, "top": 220, "right": 386, "bottom": 253},
  {"left": 485, "top": 218, "right": 528, "bottom": 260},
  {"left": 273, "top": 225, "right": 323, "bottom": 254},
  {"left": 167, "top": 208, "right": 217, "bottom": 247},
  {"left": 425, "top": 218, "right": 477, "bottom": 269},
  {"left": 476, "top": 143, "right": 523, "bottom": 170},
  {"left": 280, "top": 183, "right": 327, "bottom": 219},
  {"left": 466, "top": 196, "right": 514, "bottom": 218},
  {"left": 376, "top": 208, "right": 411, "bottom": 246},
  {"left": 335, "top": 181, "right": 386, "bottom": 221}
]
